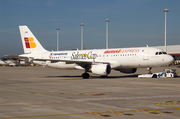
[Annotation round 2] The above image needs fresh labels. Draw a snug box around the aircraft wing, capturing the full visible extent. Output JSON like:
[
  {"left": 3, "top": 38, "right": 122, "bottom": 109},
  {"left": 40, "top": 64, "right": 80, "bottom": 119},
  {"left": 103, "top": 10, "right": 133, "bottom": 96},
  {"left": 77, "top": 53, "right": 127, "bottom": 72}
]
[
  {"left": 4, "top": 55, "right": 33, "bottom": 63},
  {"left": 34, "top": 58, "right": 110, "bottom": 69},
  {"left": 4, "top": 55, "right": 27, "bottom": 59},
  {"left": 34, "top": 58, "right": 109, "bottom": 64}
]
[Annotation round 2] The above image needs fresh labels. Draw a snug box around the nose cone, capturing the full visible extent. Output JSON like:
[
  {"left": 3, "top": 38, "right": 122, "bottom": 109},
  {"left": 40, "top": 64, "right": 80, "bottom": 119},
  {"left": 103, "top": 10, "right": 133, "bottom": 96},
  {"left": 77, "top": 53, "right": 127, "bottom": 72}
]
[{"left": 166, "top": 55, "right": 174, "bottom": 65}]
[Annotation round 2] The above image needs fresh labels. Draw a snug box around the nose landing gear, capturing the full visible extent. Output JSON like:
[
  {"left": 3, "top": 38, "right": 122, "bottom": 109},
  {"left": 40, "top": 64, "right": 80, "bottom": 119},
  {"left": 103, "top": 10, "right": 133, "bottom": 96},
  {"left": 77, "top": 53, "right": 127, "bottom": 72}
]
[{"left": 147, "top": 67, "right": 152, "bottom": 74}]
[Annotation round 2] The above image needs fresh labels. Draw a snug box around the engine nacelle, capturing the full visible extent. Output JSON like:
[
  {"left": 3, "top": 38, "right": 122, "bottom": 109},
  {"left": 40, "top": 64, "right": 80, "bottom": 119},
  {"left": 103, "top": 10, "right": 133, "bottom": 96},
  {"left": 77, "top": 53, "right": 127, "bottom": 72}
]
[
  {"left": 91, "top": 64, "right": 111, "bottom": 75},
  {"left": 116, "top": 68, "right": 137, "bottom": 74}
]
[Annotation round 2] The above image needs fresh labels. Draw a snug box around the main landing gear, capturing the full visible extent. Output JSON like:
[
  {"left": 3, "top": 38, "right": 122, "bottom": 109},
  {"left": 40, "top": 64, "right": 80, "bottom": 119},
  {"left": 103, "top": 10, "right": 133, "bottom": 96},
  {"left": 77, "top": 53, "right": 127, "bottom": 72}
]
[
  {"left": 82, "top": 67, "right": 90, "bottom": 79},
  {"left": 82, "top": 73, "right": 90, "bottom": 79}
]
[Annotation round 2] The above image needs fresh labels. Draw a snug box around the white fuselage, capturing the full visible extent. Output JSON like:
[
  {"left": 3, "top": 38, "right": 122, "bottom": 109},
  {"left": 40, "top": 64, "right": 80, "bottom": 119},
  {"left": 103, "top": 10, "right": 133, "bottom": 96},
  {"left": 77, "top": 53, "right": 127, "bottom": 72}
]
[{"left": 24, "top": 47, "right": 174, "bottom": 70}]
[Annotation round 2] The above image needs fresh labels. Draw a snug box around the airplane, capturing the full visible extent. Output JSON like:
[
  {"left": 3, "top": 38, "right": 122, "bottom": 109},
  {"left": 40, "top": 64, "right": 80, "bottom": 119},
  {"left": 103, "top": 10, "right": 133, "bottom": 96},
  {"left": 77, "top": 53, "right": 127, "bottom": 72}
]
[
  {"left": 0, "top": 59, "right": 29, "bottom": 67},
  {"left": 5, "top": 26, "right": 174, "bottom": 78},
  {"left": 0, "top": 60, "right": 16, "bottom": 66}
]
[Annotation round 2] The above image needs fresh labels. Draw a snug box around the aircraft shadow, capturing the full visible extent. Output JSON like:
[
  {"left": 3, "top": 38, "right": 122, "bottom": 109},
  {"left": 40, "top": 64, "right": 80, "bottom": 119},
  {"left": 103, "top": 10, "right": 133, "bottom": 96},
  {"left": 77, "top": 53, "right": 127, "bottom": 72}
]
[
  {"left": 46, "top": 75, "right": 82, "bottom": 78},
  {"left": 45, "top": 74, "right": 140, "bottom": 79},
  {"left": 100, "top": 74, "right": 140, "bottom": 79}
]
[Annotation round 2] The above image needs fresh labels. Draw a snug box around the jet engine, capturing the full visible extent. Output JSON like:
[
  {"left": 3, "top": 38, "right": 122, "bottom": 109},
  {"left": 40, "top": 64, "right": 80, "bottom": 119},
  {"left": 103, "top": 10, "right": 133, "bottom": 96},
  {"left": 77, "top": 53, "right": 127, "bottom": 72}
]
[
  {"left": 116, "top": 68, "right": 137, "bottom": 73},
  {"left": 91, "top": 64, "right": 111, "bottom": 75}
]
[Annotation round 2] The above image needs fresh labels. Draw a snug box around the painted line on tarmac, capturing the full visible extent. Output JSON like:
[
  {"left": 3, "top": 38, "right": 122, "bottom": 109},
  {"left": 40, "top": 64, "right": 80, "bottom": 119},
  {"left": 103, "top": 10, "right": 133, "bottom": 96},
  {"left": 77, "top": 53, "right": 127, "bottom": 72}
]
[
  {"left": 0, "top": 100, "right": 180, "bottom": 106},
  {"left": 156, "top": 101, "right": 180, "bottom": 105},
  {"left": 0, "top": 91, "right": 114, "bottom": 95},
  {"left": 2, "top": 107, "right": 180, "bottom": 119},
  {"left": 75, "top": 95, "right": 180, "bottom": 101},
  {"left": 97, "top": 86, "right": 180, "bottom": 90},
  {"left": 0, "top": 101, "right": 142, "bottom": 106}
]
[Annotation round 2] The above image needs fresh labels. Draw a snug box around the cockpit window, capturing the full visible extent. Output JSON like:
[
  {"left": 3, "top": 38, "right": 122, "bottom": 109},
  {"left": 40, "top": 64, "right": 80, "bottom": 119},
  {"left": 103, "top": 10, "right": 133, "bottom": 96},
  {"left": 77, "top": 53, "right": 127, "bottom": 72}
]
[
  {"left": 155, "top": 52, "right": 167, "bottom": 55},
  {"left": 162, "top": 52, "right": 167, "bottom": 54}
]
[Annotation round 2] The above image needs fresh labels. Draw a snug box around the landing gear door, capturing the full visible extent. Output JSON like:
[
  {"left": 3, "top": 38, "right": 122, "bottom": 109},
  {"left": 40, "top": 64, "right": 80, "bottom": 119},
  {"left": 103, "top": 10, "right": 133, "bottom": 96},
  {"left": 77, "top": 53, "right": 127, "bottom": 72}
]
[{"left": 143, "top": 49, "right": 149, "bottom": 60}]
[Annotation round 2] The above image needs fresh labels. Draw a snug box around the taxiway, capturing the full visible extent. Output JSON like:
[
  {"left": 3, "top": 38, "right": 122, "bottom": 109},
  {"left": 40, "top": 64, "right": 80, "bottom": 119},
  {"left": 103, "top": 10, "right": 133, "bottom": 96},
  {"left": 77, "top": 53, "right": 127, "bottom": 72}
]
[{"left": 0, "top": 66, "right": 180, "bottom": 119}]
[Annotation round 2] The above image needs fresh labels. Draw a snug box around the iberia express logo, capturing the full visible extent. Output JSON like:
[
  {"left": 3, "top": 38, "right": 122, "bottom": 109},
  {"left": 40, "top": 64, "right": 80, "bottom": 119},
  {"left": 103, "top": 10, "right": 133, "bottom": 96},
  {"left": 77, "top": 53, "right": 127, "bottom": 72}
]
[
  {"left": 104, "top": 49, "right": 122, "bottom": 54},
  {"left": 104, "top": 49, "right": 139, "bottom": 54},
  {"left": 24, "top": 37, "right": 36, "bottom": 48}
]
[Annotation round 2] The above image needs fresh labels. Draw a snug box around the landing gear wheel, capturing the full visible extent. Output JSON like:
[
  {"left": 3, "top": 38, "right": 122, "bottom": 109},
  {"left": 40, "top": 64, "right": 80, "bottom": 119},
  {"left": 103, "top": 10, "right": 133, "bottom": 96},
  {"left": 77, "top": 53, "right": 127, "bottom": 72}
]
[{"left": 82, "top": 73, "right": 90, "bottom": 79}]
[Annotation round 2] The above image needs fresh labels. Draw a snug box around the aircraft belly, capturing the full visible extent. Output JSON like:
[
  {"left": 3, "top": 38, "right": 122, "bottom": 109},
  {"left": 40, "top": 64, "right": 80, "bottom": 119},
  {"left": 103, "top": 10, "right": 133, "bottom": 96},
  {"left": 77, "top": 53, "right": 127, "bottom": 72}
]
[{"left": 120, "top": 60, "right": 138, "bottom": 67}]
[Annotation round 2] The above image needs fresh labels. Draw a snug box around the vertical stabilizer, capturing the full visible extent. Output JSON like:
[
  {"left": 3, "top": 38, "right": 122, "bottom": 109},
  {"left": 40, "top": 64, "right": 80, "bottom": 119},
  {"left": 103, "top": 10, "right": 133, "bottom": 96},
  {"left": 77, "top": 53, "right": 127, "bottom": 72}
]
[{"left": 19, "top": 26, "right": 46, "bottom": 53}]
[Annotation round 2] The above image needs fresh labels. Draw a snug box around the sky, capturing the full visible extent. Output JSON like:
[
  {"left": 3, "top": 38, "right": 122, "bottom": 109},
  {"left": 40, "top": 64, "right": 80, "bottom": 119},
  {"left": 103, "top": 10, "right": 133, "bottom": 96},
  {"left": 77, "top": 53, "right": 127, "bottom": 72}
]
[{"left": 0, "top": 0, "right": 179, "bottom": 57}]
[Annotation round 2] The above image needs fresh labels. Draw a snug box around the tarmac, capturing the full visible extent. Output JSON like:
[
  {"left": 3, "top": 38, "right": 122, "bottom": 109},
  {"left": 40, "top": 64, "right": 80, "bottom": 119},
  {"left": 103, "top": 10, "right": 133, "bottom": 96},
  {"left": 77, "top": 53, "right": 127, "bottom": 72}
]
[{"left": 0, "top": 66, "right": 180, "bottom": 119}]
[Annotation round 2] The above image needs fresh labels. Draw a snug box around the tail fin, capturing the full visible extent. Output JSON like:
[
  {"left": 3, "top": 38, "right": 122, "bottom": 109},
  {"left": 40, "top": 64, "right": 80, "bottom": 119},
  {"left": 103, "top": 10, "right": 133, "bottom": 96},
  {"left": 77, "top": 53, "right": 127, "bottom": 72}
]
[{"left": 19, "top": 26, "right": 47, "bottom": 54}]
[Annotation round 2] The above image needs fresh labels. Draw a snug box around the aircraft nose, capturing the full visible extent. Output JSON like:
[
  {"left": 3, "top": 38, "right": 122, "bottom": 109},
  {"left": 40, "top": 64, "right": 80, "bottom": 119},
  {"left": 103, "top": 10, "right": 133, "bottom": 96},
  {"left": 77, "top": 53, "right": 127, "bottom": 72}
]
[{"left": 166, "top": 55, "right": 174, "bottom": 65}]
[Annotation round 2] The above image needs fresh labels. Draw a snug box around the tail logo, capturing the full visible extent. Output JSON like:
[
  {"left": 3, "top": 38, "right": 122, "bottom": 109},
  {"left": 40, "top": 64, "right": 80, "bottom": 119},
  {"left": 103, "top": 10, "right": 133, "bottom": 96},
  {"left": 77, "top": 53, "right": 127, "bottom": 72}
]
[{"left": 24, "top": 37, "right": 36, "bottom": 48}]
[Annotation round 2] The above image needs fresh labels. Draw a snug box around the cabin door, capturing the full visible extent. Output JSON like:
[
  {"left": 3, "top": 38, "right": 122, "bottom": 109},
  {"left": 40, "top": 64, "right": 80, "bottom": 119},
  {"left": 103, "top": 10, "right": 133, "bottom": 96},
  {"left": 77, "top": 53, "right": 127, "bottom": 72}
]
[{"left": 143, "top": 49, "right": 149, "bottom": 60}]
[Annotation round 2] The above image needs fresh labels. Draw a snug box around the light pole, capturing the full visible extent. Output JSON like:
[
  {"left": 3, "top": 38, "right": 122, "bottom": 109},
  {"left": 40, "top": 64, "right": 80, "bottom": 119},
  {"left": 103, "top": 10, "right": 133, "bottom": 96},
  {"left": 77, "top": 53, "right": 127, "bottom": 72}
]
[
  {"left": 56, "top": 27, "right": 60, "bottom": 51},
  {"left": 164, "top": 8, "right": 169, "bottom": 52},
  {"left": 80, "top": 23, "right": 84, "bottom": 50},
  {"left": 105, "top": 19, "right": 109, "bottom": 49}
]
